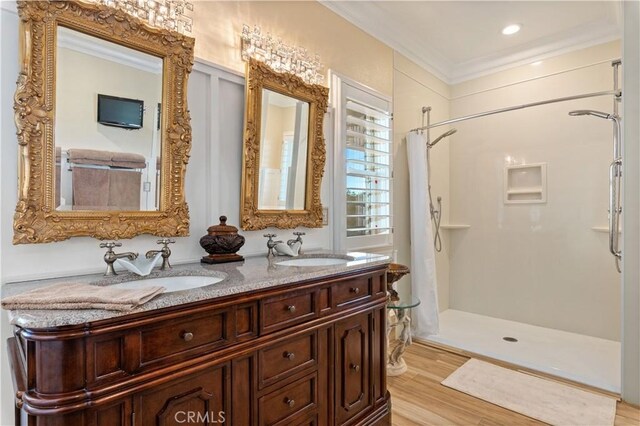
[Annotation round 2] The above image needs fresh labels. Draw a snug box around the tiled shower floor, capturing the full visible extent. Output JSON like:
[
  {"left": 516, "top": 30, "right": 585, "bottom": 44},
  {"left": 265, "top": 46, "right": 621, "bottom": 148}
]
[{"left": 422, "top": 309, "right": 621, "bottom": 393}]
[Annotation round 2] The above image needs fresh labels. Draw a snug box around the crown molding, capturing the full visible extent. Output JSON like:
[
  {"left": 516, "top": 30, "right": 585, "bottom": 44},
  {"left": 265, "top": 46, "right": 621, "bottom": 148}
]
[
  {"left": 449, "top": 23, "right": 621, "bottom": 84},
  {"left": 320, "top": 1, "right": 622, "bottom": 85},
  {"left": 320, "top": 0, "right": 454, "bottom": 84}
]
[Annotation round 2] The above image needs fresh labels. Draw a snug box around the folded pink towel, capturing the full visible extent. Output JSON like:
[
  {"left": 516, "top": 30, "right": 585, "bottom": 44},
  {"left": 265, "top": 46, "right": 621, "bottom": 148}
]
[
  {"left": 1, "top": 283, "right": 165, "bottom": 312},
  {"left": 67, "top": 148, "right": 113, "bottom": 166}
]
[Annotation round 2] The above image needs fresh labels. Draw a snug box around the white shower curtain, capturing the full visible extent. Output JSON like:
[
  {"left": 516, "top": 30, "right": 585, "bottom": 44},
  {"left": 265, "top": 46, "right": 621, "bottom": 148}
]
[{"left": 406, "top": 131, "right": 440, "bottom": 337}]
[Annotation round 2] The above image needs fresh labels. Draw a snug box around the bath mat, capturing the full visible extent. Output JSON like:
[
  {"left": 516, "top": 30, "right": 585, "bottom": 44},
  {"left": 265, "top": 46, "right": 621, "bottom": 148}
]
[{"left": 441, "top": 358, "right": 617, "bottom": 426}]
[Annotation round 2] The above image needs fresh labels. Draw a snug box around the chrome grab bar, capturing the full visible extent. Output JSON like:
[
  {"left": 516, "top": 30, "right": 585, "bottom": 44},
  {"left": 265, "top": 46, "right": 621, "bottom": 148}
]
[{"left": 609, "top": 158, "right": 622, "bottom": 271}]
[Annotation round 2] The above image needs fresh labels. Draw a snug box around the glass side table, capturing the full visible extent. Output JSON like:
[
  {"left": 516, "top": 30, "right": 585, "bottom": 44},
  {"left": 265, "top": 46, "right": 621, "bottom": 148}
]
[{"left": 387, "top": 295, "right": 420, "bottom": 376}]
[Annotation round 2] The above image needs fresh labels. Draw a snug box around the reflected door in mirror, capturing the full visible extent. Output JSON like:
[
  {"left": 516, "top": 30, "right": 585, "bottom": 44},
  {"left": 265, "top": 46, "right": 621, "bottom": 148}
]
[
  {"left": 55, "top": 26, "right": 163, "bottom": 211},
  {"left": 257, "top": 89, "right": 310, "bottom": 210}
]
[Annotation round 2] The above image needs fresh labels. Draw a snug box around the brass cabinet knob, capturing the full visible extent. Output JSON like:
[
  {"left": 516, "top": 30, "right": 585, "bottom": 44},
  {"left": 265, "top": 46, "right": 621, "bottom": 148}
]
[
  {"left": 350, "top": 363, "right": 360, "bottom": 372},
  {"left": 182, "top": 332, "right": 194, "bottom": 342},
  {"left": 285, "top": 398, "right": 295, "bottom": 408},
  {"left": 284, "top": 351, "right": 295, "bottom": 360},
  {"left": 350, "top": 287, "right": 360, "bottom": 294},
  {"left": 286, "top": 305, "right": 296, "bottom": 313}
]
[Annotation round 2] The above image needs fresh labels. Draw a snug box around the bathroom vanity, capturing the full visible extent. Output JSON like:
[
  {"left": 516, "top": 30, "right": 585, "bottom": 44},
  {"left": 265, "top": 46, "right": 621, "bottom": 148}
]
[{"left": 5, "top": 254, "right": 391, "bottom": 425}]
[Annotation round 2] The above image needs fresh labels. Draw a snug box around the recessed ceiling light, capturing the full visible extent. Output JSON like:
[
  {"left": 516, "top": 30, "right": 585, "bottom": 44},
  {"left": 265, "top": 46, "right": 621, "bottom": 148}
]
[{"left": 502, "top": 24, "right": 521, "bottom": 35}]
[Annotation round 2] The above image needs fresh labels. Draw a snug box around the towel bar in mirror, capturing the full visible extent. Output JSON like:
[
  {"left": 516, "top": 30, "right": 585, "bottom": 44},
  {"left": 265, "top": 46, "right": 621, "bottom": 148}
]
[{"left": 13, "top": 0, "right": 194, "bottom": 244}]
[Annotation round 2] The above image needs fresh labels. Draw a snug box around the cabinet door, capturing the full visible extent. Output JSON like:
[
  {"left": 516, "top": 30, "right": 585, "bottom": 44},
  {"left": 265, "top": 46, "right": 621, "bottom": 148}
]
[
  {"left": 89, "top": 398, "right": 133, "bottom": 426},
  {"left": 335, "top": 312, "right": 371, "bottom": 424},
  {"left": 134, "top": 364, "right": 230, "bottom": 426}
]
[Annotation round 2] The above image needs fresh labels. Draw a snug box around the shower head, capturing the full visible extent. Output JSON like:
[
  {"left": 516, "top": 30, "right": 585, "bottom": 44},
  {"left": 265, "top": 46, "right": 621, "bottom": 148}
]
[
  {"left": 568, "top": 110, "right": 612, "bottom": 119},
  {"left": 429, "top": 129, "right": 457, "bottom": 147}
]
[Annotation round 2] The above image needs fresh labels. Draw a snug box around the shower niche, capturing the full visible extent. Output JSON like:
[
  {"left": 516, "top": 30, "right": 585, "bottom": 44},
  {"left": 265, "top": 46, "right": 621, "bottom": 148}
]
[{"left": 504, "top": 163, "right": 547, "bottom": 204}]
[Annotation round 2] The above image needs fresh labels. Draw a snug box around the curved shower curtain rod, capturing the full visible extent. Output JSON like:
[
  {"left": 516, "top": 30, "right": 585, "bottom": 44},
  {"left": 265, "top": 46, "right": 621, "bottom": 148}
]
[{"left": 409, "top": 89, "right": 622, "bottom": 133}]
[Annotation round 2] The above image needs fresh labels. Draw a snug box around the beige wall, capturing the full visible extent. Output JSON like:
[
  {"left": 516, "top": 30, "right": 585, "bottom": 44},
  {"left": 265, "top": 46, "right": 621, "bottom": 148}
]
[
  {"left": 393, "top": 52, "right": 452, "bottom": 311},
  {"left": 191, "top": 1, "right": 393, "bottom": 96},
  {"left": 448, "top": 41, "right": 622, "bottom": 340}
]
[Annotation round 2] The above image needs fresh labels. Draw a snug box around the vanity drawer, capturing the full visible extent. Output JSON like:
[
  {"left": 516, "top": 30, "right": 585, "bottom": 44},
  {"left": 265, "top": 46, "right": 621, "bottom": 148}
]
[
  {"left": 261, "top": 290, "right": 317, "bottom": 333},
  {"left": 332, "top": 276, "right": 372, "bottom": 308},
  {"left": 259, "top": 372, "right": 317, "bottom": 426},
  {"left": 259, "top": 331, "right": 317, "bottom": 388},
  {"left": 137, "top": 308, "right": 233, "bottom": 368}
]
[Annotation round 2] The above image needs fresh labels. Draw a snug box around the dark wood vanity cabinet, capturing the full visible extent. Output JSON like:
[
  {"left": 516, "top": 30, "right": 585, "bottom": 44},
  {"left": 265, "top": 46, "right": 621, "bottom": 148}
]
[{"left": 7, "top": 266, "right": 391, "bottom": 426}]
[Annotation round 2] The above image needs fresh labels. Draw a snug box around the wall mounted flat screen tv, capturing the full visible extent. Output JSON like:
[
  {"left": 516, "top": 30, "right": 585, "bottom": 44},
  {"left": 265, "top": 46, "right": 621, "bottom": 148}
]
[{"left": 97, "top": 94, "right": 144, "bottom": 129}]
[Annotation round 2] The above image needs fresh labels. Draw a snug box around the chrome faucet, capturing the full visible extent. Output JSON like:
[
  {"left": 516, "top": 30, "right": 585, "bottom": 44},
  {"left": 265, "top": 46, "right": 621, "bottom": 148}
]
[
  {"left": 287, "top": 231, "right": 305, "bottom": 255},
  {"left": 100, "top": 242, "right": 138, "bottom": 276},
  {"left": 145, "top": 238, "right": 175, "bottom": 271},
  {"left": 264, "top": 234, "right": 282, "bottom": 258}
]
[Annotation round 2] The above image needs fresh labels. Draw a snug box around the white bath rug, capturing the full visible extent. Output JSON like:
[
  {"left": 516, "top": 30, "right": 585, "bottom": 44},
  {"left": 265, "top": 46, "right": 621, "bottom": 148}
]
[{"left": 441, "top": 358, "right": 617, "bottom": 426}]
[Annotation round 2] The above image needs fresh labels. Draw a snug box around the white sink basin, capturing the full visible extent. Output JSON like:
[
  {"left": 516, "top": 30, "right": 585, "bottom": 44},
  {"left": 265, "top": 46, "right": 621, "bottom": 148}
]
[
  {"left": 107, "top": 275, "right": 224, "bottom": 293},
  {"left": 276, "top": 257, "right": 350, "bottom": 267}
]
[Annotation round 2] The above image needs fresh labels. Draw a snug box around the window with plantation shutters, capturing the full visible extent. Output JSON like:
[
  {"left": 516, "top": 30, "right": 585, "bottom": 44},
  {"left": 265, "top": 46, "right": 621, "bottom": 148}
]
[
  {"left": 345, "top": 99, "right": 392, "bottom": 236},
  {"left": 331, "top": 73, "right": 393, "bottom": 251}
]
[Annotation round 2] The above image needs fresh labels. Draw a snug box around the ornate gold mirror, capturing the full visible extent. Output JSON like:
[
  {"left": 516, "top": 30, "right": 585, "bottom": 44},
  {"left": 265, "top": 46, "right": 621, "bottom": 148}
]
[
  {"left": 13, "top": 0, "right": 194, "bottom": 244},
  {"left": 241, "top": 59, "right": 329, "bottom": 230}
]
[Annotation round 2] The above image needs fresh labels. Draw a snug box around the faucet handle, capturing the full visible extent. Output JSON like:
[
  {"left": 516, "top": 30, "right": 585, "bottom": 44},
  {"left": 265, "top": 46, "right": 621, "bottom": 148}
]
[
  {"left": 293, "top": 232, "right": 306, "bottom": 237},
  {"left": 264, "top": 233, "right": 277, "bottom": 239},
  {"left": 157, "top": 238, "right": 175, "bottom": 247},
  {"left": 100, "top": 241, "right": 122, "bottom": 250}
]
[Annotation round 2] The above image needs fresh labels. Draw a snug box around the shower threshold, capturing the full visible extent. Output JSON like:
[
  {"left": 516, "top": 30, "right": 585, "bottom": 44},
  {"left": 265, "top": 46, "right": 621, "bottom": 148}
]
[{"left": 420, "top": 309, "right": 621, "bottom": 393}]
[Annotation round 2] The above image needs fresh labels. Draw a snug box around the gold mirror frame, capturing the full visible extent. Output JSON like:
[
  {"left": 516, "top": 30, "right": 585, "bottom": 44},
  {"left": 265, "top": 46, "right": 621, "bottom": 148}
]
[
  {"left": 13, "top": 0, "right": 194, "bottom": 244},
  {"left": 241, "top": 59, "right": 329, "bottom": 230}
]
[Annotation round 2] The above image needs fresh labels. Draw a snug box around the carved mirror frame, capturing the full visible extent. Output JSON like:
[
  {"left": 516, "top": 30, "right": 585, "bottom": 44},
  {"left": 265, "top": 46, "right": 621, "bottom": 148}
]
[
  {"left": 13, "top": 0, "right": 194, "bottom": 244},
  {"left": 241, "top": 59, "right": 329, "bottom": 230}
]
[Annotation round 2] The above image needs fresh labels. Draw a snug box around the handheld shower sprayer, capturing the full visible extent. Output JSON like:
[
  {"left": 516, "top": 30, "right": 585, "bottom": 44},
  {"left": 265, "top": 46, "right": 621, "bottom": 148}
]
[
  {"left": 429, "top": 129, "right": 457, "bottom": 147},
  {"left": 569, "top": 108, "right": 622, "bottom": 272},
  {"left": 426, "top": 128, "right": 456, "bottom": 253},
  {"left": 421, "top": 104, "right": 457, "bottom": 253},
  {"left": 568, "top": 110, "right": 612, "bottom": 119}
]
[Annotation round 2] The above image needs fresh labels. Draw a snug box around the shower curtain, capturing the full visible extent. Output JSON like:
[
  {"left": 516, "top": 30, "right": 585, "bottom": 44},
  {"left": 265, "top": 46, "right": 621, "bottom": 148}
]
[{"left": 406, "top": 131, "right": 440, "bottom": 337}]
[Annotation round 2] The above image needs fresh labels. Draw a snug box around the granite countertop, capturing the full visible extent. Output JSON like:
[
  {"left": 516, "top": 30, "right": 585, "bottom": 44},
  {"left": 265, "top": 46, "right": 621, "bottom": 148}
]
[{"left": 2, "top": 252, "right": 390, "bottom": 329}]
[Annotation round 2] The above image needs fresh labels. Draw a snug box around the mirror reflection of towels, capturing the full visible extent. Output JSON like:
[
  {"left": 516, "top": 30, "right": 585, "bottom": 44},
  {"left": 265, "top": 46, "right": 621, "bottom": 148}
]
[
  {"left": 72, "top": 167, "right": 110, "bottom": 209},
  {"left": 67, "top": 149, "right": 147, "bottom": 210},
  {"left": 109, "top": 169, "right": 142, "bottom": 210}
]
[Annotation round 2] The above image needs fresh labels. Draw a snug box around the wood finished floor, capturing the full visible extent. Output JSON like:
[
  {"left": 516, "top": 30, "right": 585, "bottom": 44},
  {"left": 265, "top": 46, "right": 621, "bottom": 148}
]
[{"left": 387, "top": 343, "right": 640, "bottom": 426}]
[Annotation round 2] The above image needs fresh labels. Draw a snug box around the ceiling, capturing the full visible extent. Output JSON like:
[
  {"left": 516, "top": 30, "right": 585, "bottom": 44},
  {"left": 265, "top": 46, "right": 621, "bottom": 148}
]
[{"left": 320, "top": 1, "right": 622, "bottom": 84}]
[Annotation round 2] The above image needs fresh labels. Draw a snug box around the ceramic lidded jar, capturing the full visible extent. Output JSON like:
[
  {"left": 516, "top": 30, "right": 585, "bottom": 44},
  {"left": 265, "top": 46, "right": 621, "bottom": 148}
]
[{"left": 199, "top": 216, "right": 245, "bottom": 264}]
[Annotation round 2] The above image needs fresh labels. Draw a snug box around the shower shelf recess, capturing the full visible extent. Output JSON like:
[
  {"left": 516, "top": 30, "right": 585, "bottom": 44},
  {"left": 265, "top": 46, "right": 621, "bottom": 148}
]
[
  {"left": 504, "top": 163, "right": 547, "bottom": 204},
  {"left": 440, "top": 224, "right": 471, "bottom": 230}
]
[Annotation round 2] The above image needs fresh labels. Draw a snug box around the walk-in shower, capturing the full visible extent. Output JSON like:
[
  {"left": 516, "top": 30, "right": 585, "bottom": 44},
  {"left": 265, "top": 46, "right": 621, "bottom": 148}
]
[{"left": 409, "top": 59, "right": 624, "bottom": 393}]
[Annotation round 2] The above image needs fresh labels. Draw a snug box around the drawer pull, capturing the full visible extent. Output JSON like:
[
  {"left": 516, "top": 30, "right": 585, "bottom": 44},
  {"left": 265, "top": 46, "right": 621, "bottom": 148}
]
[
  {"left": 284, "top": 351, "right": 295, "bottom": 360},
  {"left": 350, "top": 363, "right": 360, "bottom": 372},
  {"left": 286, "top": 305, "right": 296, "bottom": 313},
  {"left": 181, "top": 332, "right": 194, "bottom": 342},
  {"left": 285, "top": 398, "right": 295, "bottom": 408},
  {"left": 350, "top": 287, "right": 360, "bottom": 294}
]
